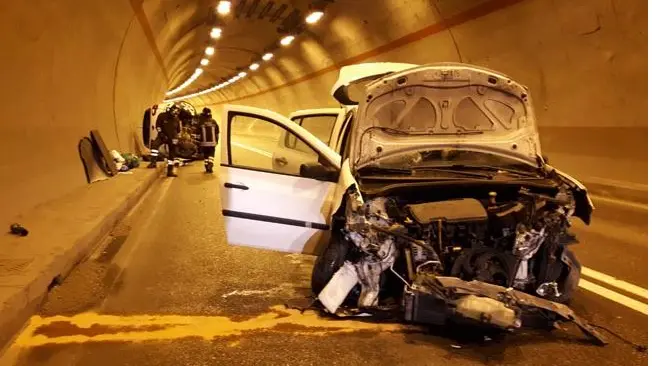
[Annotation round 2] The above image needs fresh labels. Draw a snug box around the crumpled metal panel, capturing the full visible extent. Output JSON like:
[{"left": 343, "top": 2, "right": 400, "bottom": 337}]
[{"left": 432, "top": 276, "right": 608, "bottom": 345}]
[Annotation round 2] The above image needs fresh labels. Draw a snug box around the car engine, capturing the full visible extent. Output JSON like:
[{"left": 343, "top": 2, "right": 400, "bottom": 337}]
[
  {"left": 341, "top": 184, "right": 580, "bottom": 303},
  {"left": 312, "top": 182, "right": 608, "bottom": 344}
]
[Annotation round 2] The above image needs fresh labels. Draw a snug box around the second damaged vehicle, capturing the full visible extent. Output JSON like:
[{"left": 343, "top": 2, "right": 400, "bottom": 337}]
[{"left": 218, "top": 63, "right": 604, "bottom": 344}]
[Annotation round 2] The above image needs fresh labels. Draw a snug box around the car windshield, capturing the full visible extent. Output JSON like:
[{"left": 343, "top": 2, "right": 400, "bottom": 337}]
[{"left": 366, "top": 148, "right": 540, "bottom": 174}]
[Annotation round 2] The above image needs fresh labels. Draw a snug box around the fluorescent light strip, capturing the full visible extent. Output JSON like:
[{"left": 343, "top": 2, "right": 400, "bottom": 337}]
[
  {"left": 165, "top": 68, "right": 204, "bottom": 96},
  {"left": 306, "top": 11, "right": 324, "bottom": 24},
  {"left": 210, "top": 27, "right": 222, "bottom": 39},
  {"left": 217, "top": 1, "right": 231, "bottom": 15},
  {"left": 164, "top": 78, "right": 237, "bottom": 103},
  {"left": 280, "top": 35, "right": 295, "bottom": 46}
]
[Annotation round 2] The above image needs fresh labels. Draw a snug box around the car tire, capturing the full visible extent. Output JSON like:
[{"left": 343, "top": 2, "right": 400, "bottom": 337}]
[
  {"left": 311, "top": 232, "right": 360, "bottom": 304},
  {"left": 557, "top": 248, "right": 581, "bottom": 304}
]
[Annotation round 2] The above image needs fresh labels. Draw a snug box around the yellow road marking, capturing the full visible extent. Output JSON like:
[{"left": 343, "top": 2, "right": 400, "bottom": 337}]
[{"left": 13, "top": 306, "right": 405, "bottom": 347}]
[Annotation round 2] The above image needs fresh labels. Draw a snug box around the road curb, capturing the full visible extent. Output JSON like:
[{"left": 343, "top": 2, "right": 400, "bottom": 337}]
[{"left": 0, "top": 166, "right": 162, "bottom": 354}]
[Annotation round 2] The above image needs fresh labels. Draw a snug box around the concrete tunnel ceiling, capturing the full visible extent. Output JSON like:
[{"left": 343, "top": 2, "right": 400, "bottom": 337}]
[
  {"left": 157, "top": 0, "right": 646, "bottom": 198},
  {"left": 0, "top": 0, "right": 646, "bottom": 227},
  {"left": 159, "top": 0, "right": 333, "bottom": 102}
]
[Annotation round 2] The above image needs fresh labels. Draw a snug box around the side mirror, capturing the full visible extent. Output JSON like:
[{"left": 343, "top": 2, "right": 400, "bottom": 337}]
[{"left": 300, "top": 162, "right": 339, "bottom": 182}]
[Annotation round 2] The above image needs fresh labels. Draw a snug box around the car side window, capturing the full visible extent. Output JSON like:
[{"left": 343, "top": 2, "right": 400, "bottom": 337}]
[
  {"left": 285, "top": 114, "right": 337, "bottom": 153},
  {"left": 229, "top": 113, "right": 325, "bottom": 176},
  {"left": 301, "top": 115, "right": 337, "bottom": 145}
]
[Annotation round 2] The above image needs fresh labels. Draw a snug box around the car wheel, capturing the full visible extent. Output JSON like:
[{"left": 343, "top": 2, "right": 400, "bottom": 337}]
[
  {"left": 556, "top": 248, "right": 581, "bottom": 304},
  {"left": 311, "top": 232, "right": 360, "bottom": 304}
]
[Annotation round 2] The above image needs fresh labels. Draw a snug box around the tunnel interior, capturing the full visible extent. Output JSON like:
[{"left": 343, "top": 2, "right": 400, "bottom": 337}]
[{"left": 0, "top": 0, "right": 646, "bottom": 224}]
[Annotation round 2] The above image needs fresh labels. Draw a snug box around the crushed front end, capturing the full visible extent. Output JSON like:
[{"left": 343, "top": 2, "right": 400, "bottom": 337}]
[{"left": 315, "top": 182, "right": 605, "bottom": 345}]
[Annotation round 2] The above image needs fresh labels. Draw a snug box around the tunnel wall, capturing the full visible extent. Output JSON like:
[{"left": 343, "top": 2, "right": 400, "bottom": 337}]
[
  {"left": 0, "top": 1, "right": 168, "bottom": 225},
  {"left": 195, "top": 0, "right": 647, "bottom": 187}
]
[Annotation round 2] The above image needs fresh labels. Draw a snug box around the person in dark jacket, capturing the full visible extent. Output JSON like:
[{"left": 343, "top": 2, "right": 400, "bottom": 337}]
[
  {"left": 197, "top": 107, "right": 219, "bottom": 173},
  {"left": 148, "top": 104, "right": 182, "bottom": 177}
]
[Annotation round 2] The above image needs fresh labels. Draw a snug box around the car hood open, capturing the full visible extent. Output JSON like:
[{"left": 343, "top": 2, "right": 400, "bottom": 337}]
[
  {"left": 331, "top": 62, "right": 419, "bottom": 106},
  {"left": 337, "top": 63, "right": 543, "bottom": 170}
]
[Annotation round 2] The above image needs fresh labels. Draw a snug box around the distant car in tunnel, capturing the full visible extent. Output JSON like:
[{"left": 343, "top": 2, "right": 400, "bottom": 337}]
[
  {"left": 143, "top": 101, "right": 204, "bottom": 160},
  {"left": 217, "top": 62, "right": 595, "bottom": 317}
]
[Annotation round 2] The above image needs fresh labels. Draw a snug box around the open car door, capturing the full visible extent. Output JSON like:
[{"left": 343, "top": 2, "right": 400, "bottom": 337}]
[{"left": 220, "top": 104, "right": 342, "bottom": 254}]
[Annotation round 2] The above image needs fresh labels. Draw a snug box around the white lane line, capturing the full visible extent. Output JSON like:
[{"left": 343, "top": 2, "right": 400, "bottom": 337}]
[
  {"left": 232, "top": 141, "right": 273, "bottom": 158},
  {"left": 579, "top": 279, "right": 648, "bottom": 315},
  {"left": 590, "top": 194, "right": 647, "bottom": 211},
  {"left": 585, "top": 177, "right": 648, "bottom": 191},
  {"left": 582, "top": 267, "right": 648, "bottom": 299}
]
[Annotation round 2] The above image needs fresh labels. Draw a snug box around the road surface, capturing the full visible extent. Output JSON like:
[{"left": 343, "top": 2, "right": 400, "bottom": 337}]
[{"left": 0, "top": 163, "right": 647, "bottom": 366}]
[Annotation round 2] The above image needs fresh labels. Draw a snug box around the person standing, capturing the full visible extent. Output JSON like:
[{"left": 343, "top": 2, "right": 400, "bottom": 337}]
[
  {"left": 148, "top": 104, "right": 182, "bottom": 177},
  {"left": 197, "top": 107, "right": 219, "bottom": 173}
]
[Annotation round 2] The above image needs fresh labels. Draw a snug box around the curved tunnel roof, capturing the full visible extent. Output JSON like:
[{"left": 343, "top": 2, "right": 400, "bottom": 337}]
[{"left": 0, "top": 0, "right": 646, "bottom": 225}]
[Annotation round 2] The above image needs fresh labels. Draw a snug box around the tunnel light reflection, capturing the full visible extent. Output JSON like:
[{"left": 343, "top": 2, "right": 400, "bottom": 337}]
[
  {"left": 210, "top": 27, "right": 222, "bottom": 39},
  {"left": 280, "top": 35, "right": 295, "bottom": 46},
  {"left": 306, "top": 11, "right": 324, "bottom": 24},
  {"left": 262, "top": 53, "right": 274, "bottom": 61},
  {"left": 205, "top": 46, "right": 215, "bottom": 56},
  {"left": 249, "top": 63, "right": 260, "bottom": 71},
  {"left": 165, "top": 68, "right": 203, "bottom": 96},
  {"left": 217, "top": 1, "right": 231, "bottom": 15},
  {"left": 200, "top": 58, "right": 209, "bottom": 66}
]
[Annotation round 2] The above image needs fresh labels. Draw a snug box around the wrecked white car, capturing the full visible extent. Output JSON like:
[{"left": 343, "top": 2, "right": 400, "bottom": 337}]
[{"left": 218, "top": 63, "right": 603, "bottom": 344}]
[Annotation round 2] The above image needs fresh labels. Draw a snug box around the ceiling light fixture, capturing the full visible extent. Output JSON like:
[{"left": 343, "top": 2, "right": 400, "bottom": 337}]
[
  {"left": 280, "top": 35, "right": 295, "bottom": 46},
  {"left": 238, "top": 71, "right": 247, "bottom": 77},
  {"left": 166, "top": 68, "right": 203, "bottom": 96},
  {"left": 205, "top": 46, "right": 215, "bottom": 56},
  {"left": 262, "top": 52, "right": 274, "bottom": 61},
  {"left": 210, "top": 27, "right": 222, "bottom": 39},
  {"left": 217, "top": 1, "right": 231, "bottom": 15},
  {"left": 200, "top": 58, "right": 209, "bottom": 66},
  {"left": 249, "top": 63, "right": 260, "bottom": 71},
  {"left": 305, "top": 11, "right": 324, "bottom": 24}
]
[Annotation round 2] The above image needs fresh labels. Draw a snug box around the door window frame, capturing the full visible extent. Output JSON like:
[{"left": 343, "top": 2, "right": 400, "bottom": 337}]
[
  {"left": 289, "top": 113, "right": 339, "bottom": 147},
  {"left": 224, "top": 111, "right": 340, "bottom": 178}
]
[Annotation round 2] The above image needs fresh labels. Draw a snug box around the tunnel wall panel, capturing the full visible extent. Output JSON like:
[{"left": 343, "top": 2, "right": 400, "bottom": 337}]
[
  {"left": 197, "top": 0, "right": 647, "bottom": 186},
  {"left": 0, "top": 1, "right": 166, "bottom": 224}
]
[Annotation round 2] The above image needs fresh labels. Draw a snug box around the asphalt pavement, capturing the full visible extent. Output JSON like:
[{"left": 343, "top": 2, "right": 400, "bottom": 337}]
[{"left": 0, "top": 163, "right": 647, "bottom": 366}]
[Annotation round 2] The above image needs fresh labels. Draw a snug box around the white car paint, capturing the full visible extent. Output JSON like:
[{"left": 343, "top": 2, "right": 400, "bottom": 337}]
[
  {"left": 219, "top": 104, "right": 344, "bottom": 254},
  {"left": 221, "top": 165, "right": 335, "bottom": 254},
  {"left": 219, "top": 63, "right": 593, "bottom": 256},
  {"left": 330, "top": 62, "right": 418, "bottom": 105},
  {"left": 350, "top": 63, "right": 542, "bottom": 169}
]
